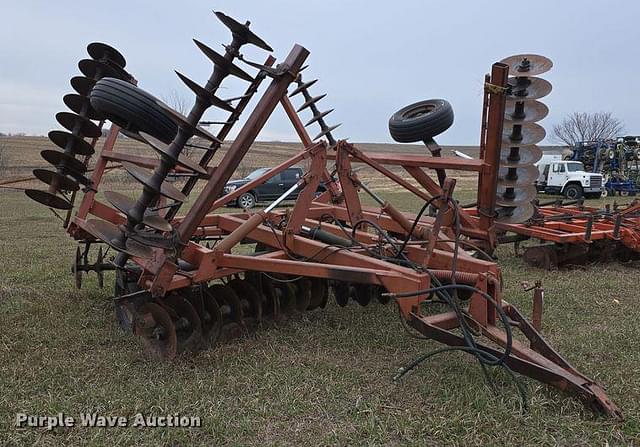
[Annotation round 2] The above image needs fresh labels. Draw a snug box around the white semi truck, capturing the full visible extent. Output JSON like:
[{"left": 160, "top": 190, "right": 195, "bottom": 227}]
[{"left": 534, "top": 155, "right": 604, "bottom": 199}]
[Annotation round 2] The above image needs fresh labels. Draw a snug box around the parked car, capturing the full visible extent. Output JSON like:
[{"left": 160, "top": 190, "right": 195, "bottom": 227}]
[{"left": 222, "top": 167, "right": 325, "bottom": 208}]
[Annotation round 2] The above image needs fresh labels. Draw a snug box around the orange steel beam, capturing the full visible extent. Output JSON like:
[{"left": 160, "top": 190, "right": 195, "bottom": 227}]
[
  {"left": 476, "top": 63, "right": 508, "bottom": 233},
  {"left": 327, "top": 151, "right": 484, "bottom": 171}
]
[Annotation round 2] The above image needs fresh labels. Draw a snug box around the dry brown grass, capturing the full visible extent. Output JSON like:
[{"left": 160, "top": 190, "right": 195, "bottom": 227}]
[{"left": 0, "top": 137, "right": 638, "bottom": 445}]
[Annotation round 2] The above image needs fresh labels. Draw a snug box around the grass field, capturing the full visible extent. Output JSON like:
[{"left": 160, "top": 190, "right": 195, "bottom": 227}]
[{"left": 1, "top": 138, "right": 639, "bottom": 445}]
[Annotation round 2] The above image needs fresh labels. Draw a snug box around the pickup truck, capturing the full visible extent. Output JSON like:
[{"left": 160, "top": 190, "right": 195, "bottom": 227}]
[{"left": 223, "top": 167, "right": 325, "bottom": 209}]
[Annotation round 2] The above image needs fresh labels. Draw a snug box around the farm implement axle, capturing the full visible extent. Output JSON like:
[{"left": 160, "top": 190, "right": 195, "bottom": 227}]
[{"left": 25, "top": 10, "right": 621, "bottom": 420}]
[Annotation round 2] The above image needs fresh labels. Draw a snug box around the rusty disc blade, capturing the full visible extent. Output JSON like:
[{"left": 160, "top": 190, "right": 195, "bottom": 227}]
[
  {"left": 174, "top": 71, "right": 235, "bottom": 113},
  {"left": 290, "top": 79, "right": 318, "bottom": 97},
  {"left": 495, "top": 203, "right": 535, "bottom": 224},
  {"left": 292, "top": 278, "right": 312, "bottom": 312},
  {"left": 70, "top": 76, "right": 96, "bottom": 96},
  {"left": 500, "top": 54, "right": 553, "bottom": 77},
  {"left": 200, "top": 288, "right": 223, "bottom": 344},
  {"left": 502, "top": 122, "right": 546, "bottom": 146},
  {"left": 134, "top": 302, "right": 177, "bottom": 360},
  {"left": 271, "top": 282, "right": 296, "bottom": 315},
  {"left": 36, "top": 161, "right": 89, "bottom": 187},
  {"left": 24, "top": 189, "right": 72, "bottom": 210},
  {"left": 504, "top": 100, "right": 549, "bottom": 124},
  {"left": 127, "top": 229, "right": 175, "bottom": 250},
  {"left": 139, "top": 132, "right": 207, "bottom": 175},
  {"left": 64, "top": 169, "right": 91, "bottom": 187},
  {"left": 253, "top": 273, "right": 280, "bottom": 319},
  {"left": 48, "top": 130, "right": 94, "bottom": 156},
  {"left": 353, "top": 284, "right": 372, "bottom": 306},
  {"left": 121, "top": 162, "right": 187, "bottom": 203},
  {"left": 297, "top": 94, "right": 326, "bottom": 113},
  {"left": 507, "top": 77, "right": 552, "bottom": 101},
  {"left": 308, "top": 278, "right": 327, "bottom": 310},
  {"left": 84, "top": 218, "right": 153, "bottom": 259},
  {"left": 522, "top": 244, "right": 560, "bottom": 269},
  {"left": 79, "top": 59, "right": 129, "bottom": 81},
  {"left": 496, "top": 185, "right": 537, "bottom": 207},
  {"left": 56, "top": 112, "right": 101, "bottom": 138},
  {"left": 33, "top": 169, "right": 79, "bottom": 192},
  {"left": 334, "top": 282, "right": 350, "bottom": 307},
  {"left": 40, "top": 149, "right": 86, "bottom": 173},
  {"left": 193, "top": 39, "right": 254, "bottom": 82},
  {"left": 313, "top": 124, "right": 342, "bottom": 142},
  {"left": 500, "top": 145, "right": 543, "bottom": 167},
  {"left": 165, "top": 293, "right": 203, "bottom": 352},
  {"left": 208, "top": 284, "right": 243, "bottom": 324},
  {"left": 87, "top": 42, "right": 127, "bottom": 68},
  {"left": 280, "top": 283, "right": 298, "bottom": 315},
  {"left": 213, "top": 11, "right": 273, "bottom": 51},
  {"left": 305, "top": 109, "right": 334, "bottom": 127},
  {"left": 497, "top": 165, "right": 539, "bottom": 187},
  {"left": 103, "top": 190, "right": 172, "bottom": 232},
  {"left": 63, "top": 93, "right": 104, "bottom": 121},
  {"left": 229, "top": 278, "right": 263, "bottom": 322}
]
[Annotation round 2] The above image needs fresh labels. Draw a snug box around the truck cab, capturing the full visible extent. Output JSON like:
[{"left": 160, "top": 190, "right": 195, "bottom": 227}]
[{"left": 535, "top": 155, "right": 603, "bottom": 199}]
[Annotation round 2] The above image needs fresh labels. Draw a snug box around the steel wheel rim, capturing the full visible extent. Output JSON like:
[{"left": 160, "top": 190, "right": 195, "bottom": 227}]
[{"left": 239, "top": 194, "right": 254, "bottom": 208}]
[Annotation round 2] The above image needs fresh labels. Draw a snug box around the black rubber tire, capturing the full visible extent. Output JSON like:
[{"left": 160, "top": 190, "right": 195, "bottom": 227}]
[
  {"left": 388, "top": 99, "right": 454, "bottom": 143},
  {"left": 237, "top": 192, "right": 256, "bottom": 209},
  {"left": 89, "top": 77, "right": 178, "bottom": 143},
  {"left": 563, "top": 184, "right": 583, "bottom": 199}
]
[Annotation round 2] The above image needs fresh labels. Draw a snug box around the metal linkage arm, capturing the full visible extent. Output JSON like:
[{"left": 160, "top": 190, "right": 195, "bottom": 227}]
[{"left": 177, "top": 44, "right": 310, "bottom": 244}]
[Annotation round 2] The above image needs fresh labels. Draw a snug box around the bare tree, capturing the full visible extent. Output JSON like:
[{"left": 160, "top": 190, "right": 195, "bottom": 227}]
[
  {"left": 162, "top": 90, "right": 190, "bottom": 116},
  {"left": 162, "top": 90, "right": 192, "bottom": 154},
  {"left": 0, "top": 138, "right": 7, "bottom": 176},
  {"left": 552, "top": 112, "right": 624, "bottom": 146},
  {"left": 235, "top": 162, "right": 252, "bottom": 179}
]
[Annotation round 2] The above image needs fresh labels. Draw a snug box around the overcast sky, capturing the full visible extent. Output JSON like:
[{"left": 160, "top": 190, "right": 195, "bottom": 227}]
[{"left": 1, "top": 0, "right": 638, "bottom": 145}]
